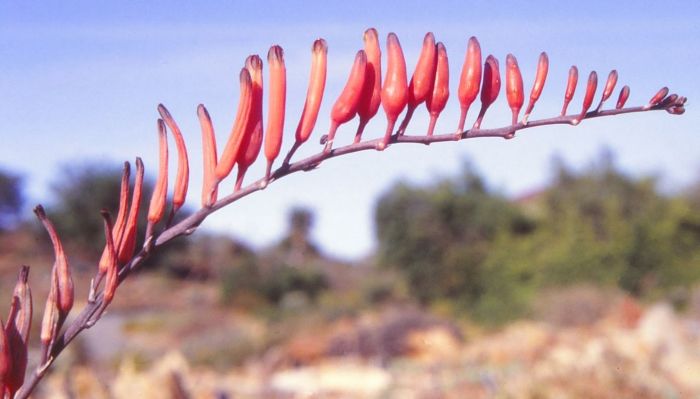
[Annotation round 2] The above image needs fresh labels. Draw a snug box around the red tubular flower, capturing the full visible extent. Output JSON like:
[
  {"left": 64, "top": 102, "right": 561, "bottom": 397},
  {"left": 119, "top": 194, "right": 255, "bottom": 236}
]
[
  {"left": 356, "top": 28, "right": 382, "bottom": 143},
  {"left": 236, "top": 55, "right": 265, "bottom": 191},
  {"left": 147, "top": 120, "right": 169, "bottom": 227},
  {"left": 326, "top": 50, "right": 367, "bottom": 152},
  {"left": 295, "top": 40, "right": 327, "bottom": 145},
  {"left": 34, "top": 205, "right": 73, "bottom": 317},
  {"left": 616, "top": 85, "right": 631, "bottom": 109},
  {"left": 216, "top": 68, "right": 253, "bottom": 182},
  {"left": 457, "top": 36, "right": 482, "bottom": 133},
  {"left": 264, "top": 45, "right": 286, "bottom": 179},
  {"left": 561, "top": 66, "right": 578, "bottom": 116},
  {"left": 117, "top": 157, "right": 144, "bottom": 265},
  {"left": 576, "top": 71, "right": 598, "bottom": 124},
  {"left": 473, "top": 55, "right": 501, "bottom": 129},
  {"left": 523, "top": 52, "right": 549, "bottom": 122},
  {"left": 426, "top": 42, "right": 449, "bottom": 136},
  {"left": 397, "top": 32, "right": 437, "bottom": 135},
  {"left": 158, "top": 104, "right": 190, "bottom": 215},
  {"left": 198, "top": 105, "right": 219, "bottom": 206},
  {"left": 505, "top": 54, "right": 524, "bottom": 125},
  {"left": 379, "top": 32, "right": 408, "bottom": 150}
]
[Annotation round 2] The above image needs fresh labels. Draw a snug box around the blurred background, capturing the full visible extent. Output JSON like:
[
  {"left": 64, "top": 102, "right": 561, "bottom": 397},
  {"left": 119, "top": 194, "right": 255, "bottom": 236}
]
[{"left": 1, "top": 1, "right": 699, "bottom": 398}]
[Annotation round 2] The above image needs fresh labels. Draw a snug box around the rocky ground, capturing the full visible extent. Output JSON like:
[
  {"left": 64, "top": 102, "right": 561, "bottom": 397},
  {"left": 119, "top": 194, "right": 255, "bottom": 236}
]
[{"left": 32, "top": 299, "right": 700, "bottom": 399}]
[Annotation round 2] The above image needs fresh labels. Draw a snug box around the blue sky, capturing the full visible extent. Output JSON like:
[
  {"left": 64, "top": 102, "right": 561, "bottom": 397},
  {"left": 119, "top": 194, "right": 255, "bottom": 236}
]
[{"left": 1, "top": 1, "right": 698, "bottom": 259}]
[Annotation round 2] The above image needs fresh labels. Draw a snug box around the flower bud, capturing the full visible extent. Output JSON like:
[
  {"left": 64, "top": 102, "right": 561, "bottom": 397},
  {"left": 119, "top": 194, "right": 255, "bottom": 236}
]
[
  {"left": 158, "top": 104, "right": 190, "bottom": 215},
  {"left": 473, "top": 55, "right": 500, "bottom": 129},
  {"left": 5, "top": 266, "right": 32, "bottom": 393},
  {"left": 505, "top": 54, "right": 524, "bottom": 125},
  {"left": 117, "top": 157, "right": 144, "bottom": 265},
  {"left": 235, "top": 55, "right": 265, "bottom": 191},
  {"left": 426, "top": 42, "right": 449, "bottom": 136},
  {"left": 100, "top": 211, "right": 118, "bottom": 305},
  {"left": 0, "top": 318, "right": 10, "bottom": 393},
  {"left": 615, "top": 85, "right": 630, "bottom": 109},
  {"left": 264, "top": 45, "right": 286, "bottom": 177},
  {"left": 561, "top": 66, "right": 578, "bottom": 115},
  {"left": 216, "top": 69, "right": 253, "bottom": 182},
  {"left": 576, "top": 71, "right": 597, "bottom": 123},
  {"left": 457, "top": 36, "right": 481, "bottom": 132},
  {"left": 148, "top": 120, "right": 169, "bottom": 226},
  {"left": 523, "top": 52, "right": 549, "bottom": 122},
  {"left": 296, "top": 41, "right": 327, "bottom": 145},
  {"left": 648, "top": 87, "right": 669, "bottom": 107},
  {"left": 379, "top": 32, "right": 408, "bottom": 150},
  {"left": 356, "top": 28, "right": 382, "bottom": 142},
  {"left": 326, "top": 50, "right": 367, "bottom": 151},
  {"left": 198, "top": 105, "right": 219, "bottom": 205},
  {"left": 34, "top": 205, "right": 73, "bottom": 316}
]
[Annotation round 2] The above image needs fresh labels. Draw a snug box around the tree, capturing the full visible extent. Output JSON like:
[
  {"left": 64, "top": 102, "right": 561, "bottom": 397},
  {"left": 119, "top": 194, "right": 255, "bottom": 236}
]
[
  {"left": 539, "top": 154, "right": 700, "bottom": 295},
  {"left": 375, "top": 164, "right": 534, "bottom": 321},
  {"left": 0, "top": 168, "right": 24, "bottom": 231}
]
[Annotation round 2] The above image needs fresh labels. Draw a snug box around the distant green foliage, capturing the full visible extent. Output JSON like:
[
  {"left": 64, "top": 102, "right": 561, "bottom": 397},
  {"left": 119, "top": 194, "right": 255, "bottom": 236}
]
[
  {"left": 220, "top": 207, "right": 329, "bottom": 308},
  {"left": 0, "top": 168, "right": 24, "bottom": 230},
  {"left": 375, "top": 155, "right": 700, "bottom": 324}
]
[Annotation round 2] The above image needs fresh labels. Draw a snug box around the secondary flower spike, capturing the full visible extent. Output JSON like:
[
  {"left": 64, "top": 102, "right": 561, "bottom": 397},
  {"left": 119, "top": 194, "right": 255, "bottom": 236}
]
[
  {"left": 473, "top": 55, "right": 501, "bottom": 129},
  {"left": 325, "top": 50, "right": 367, "bottom": 153},
  {"left": 561, "top": 66, "right": 578, "bottom": 115},
  {"left": 147, "top": 120, "right": 169, "bottom": 228},
  {"left": 616, "top": 85, "right": 630, "bottom": 109},
  {"left": 397, "top": 32, "right": 436, "bottom": 135},
  {"left": 295, "top": 40, "right": 327, "bottom": 145},
  {"left": 356, "top": 28, "right": 382, "bottom": 143},
  {"left": 596, "top": 70, "right": 618, "bottom": 111},
  {"left": 264, "top": 45, "right": 286, "bottom": 180},
  {"left": 576, "top": 70, "right": 598, "bottom": 124},
  {"left": 236, "top": 55, "right": 264, "bottom": 191},
  {"left": 505, "top": 54, "right": 524, "bottom": 125},
  {"left": 198, "top": 105, "right": 219, "bottom": 206},
  {"left": 457, "top": 36, "right": 482, "bottom": 134},
  {"left": 426, "top": 42, "right": 449, "bottom": 136},
  {"left": 158, "top": 104, "right": 189, "bottom": 216},
  {"left": 215, "top": 68, "right": 253, "bottom": 182},
  {"left": 379, "top": 32, "right": 408, "bottom": 150},
  {"left": 523, "top": 52, "right": 549, "bottom": 123}
]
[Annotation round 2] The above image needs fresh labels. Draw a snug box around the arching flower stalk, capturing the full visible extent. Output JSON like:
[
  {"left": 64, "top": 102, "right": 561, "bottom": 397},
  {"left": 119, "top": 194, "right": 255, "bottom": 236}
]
[{"left": 8, "top": 27, "right": 686, "bottom": 398}]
